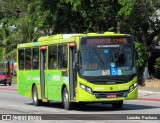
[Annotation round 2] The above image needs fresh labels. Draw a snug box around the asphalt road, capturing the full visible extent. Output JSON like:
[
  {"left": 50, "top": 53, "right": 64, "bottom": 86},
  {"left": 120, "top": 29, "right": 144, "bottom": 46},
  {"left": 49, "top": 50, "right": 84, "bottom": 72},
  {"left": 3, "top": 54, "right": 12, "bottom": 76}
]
[{"left": 0, "top": 84, "right": 160, "bottom": 123}]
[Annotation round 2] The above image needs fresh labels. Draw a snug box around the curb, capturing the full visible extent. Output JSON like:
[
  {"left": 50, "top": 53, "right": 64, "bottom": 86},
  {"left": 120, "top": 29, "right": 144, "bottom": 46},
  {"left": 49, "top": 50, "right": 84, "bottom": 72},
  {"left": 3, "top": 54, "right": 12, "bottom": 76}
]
[{"left": 137, "top": 98, "right": 160, "bottom": 102}]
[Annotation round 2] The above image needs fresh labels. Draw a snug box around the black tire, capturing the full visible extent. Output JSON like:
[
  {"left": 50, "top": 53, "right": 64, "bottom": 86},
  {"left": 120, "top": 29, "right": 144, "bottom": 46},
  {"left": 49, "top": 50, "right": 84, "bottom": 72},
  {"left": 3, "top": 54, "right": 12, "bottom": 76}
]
[
  {"left": 4, "top": 81, "right": 7, "bottom": 86},
  {"left": 32, "top": 85, "right": 42, "bottom": 106},
  {"left": 42, "top": 101, "right": 50, "bottom": 106},
  {"left": 75, "top": 102, "right": 86, "bottom": 109},
  {"left": 62, "top": 87, "right": 73, "bottom": 110},
  {"left": 8, "top": 82, "right": 11, "bottom": 86},
  {"left": 112, "top": 101, "right": 123, "bottom": 109}
]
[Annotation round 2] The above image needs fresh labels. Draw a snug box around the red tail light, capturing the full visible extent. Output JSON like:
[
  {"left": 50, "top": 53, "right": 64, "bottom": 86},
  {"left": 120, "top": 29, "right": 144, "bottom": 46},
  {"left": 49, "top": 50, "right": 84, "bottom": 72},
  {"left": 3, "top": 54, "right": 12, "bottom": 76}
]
[
  {"left": 69, "top": 42, "right": 76, "bottom": 47},
  {"left": 40, "top": 46, "right": 47, "bottom": 50}
]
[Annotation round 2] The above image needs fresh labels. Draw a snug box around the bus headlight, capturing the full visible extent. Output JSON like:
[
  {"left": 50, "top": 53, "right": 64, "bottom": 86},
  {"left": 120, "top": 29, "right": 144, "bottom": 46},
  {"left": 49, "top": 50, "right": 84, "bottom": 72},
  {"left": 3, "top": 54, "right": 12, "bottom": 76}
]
[
  {"left": 80, "top": 83, "right": 93, "bottom": 94},
  {"left": 129, "top": 82, "right": 137, "bottom": 92}
]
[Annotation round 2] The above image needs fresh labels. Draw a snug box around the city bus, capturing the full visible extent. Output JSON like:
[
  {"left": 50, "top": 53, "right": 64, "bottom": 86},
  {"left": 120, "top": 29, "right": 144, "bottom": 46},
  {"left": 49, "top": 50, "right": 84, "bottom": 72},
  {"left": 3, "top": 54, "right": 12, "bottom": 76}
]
[{"left": 17, "top": 32, "right": 138, "bottom": 110}]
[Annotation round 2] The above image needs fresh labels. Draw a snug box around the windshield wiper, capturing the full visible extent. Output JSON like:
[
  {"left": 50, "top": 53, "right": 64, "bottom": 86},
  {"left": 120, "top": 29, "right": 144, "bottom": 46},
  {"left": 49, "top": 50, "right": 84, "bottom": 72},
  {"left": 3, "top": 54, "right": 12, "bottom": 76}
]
[
  {"left": 92, "top": 47, "right": 105, "bottom": 67},
  {"left": 112, "top": 46, "right": 123, "bottom": 64}
]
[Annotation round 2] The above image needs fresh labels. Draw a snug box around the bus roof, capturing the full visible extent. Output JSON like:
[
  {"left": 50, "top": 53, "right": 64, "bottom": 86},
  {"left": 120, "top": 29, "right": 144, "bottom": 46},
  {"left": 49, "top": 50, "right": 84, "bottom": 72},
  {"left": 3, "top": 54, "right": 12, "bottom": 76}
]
[{"left": 17, "top": 32, "right": 129, "bottom": 48}]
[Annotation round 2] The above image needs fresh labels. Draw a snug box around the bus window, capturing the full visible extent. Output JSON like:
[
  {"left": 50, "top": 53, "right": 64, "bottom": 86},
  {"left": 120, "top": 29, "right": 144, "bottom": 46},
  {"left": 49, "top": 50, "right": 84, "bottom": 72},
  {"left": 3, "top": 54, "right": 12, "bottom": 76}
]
[
  {"left": 48, "top": 46, "right": 57, "bottom": 69},
  {"left": 18, "top": 49, "right": 24, "bottom": 69},
  {"left": 58, "top": 45, "right": 67, "bottom": 68},
  {"left": 32, "top": 48, "right": 39, "bottom": 69},
  {"left": 25, "top": 49, "right": 31, "bottom": 69}
]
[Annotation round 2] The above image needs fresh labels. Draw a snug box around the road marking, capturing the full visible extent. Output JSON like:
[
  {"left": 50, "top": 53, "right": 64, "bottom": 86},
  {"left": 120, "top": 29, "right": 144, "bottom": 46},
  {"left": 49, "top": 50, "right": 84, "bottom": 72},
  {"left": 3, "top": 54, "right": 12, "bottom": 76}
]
[
  {"left": 138, "top": 90, "right": 160, "bottom": 94},
  {"left": 0, "top": 87, "right": 17, "bottom": 92},
  {"left": 0, "top": 103, "right": 62, "bottom": 113},
  {"left": 137, "top": 98, "right": 160, "bottom": 102}
]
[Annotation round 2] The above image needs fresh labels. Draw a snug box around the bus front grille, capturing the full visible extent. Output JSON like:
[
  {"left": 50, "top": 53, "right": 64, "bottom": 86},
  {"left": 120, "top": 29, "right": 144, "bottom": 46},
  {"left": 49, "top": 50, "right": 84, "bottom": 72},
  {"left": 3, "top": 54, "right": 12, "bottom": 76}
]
[{"left": 93, "top": 91, "right": 128, "bottom": 98}]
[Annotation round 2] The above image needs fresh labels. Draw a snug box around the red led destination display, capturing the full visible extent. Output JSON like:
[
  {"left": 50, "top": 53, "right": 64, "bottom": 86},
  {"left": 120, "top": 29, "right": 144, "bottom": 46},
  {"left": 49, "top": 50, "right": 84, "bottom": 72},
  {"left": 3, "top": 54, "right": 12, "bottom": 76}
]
[
  {"left": 87, "top": 38, "right": 127, "bottom": 45},
  {"left": 80, "top": 36, "right": 133, "bottom": 48}
]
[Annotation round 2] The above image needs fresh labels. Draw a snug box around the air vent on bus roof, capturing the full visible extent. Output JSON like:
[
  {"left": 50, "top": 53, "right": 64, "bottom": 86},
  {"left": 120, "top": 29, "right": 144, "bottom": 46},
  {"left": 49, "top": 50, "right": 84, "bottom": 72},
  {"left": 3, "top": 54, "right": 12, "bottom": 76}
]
[
  {"left": 62, "top": 34, "right": 81, "bottom": 38},
  {"left": 53, "top": 34, "right": 63, "bottom": 40},
  {"left": 87, "top": 33, "right": 98, "bottom": 36},
  {"left": 104, "top": 32, "right": 115, "bottom": 34},
  {"left": 38, "top": 33, "right": 84, "bottom": 42},
  {"left": 38, "top": 34, "right": 63, "bottom": 42}
]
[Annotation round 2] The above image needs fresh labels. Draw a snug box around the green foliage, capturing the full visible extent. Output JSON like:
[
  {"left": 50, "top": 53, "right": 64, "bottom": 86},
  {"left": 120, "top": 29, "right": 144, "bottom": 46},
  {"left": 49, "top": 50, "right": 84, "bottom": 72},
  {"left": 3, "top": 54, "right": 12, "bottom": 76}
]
[
  {"left": 16, "top": 15, "right": 41, "bottom": 43},
  {"left": 118, "top": 0, "right": 160, "bottom": 46},
  {"left": 6, "top": 49, "right": 17, "bottom": 61},
  {"left": 27, "top": 0, "right": 119, "bottom": 34},
  {"left": 135, "top": 42, "right": 150, "bottom": 82},
  {"left": 118, "top": 0, "right": 135, "bottom": 19},
  {"left": 0, "top": 48, "right": 5, "bottom": 63},
  {"left": 154, "top": 57, "right": 160, "bottom": 79},
  {"left": 135, "top": 42, "right": 150, "bottom": 67},
  {"left": 0, "top": 23, "right": 17, "bottom": 53}
]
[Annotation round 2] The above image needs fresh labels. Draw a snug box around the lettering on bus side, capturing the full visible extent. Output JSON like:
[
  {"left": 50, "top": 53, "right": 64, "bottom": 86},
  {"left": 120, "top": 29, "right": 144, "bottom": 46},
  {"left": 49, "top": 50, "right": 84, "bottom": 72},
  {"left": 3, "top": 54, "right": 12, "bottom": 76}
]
[
  {"left": 52, "top": 75, "right": 60, "bottom": 81},
  {"left": 118, "top": 85, "right": 128, "bottom": 90},
  {"left": 93, "top": 87, "right": 105, "bottom": 91}
]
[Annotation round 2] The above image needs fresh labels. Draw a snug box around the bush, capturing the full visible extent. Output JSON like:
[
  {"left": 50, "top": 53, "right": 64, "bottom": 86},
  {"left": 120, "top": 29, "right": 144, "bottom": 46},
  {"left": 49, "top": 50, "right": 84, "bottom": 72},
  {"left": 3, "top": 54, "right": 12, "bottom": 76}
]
[
  {"left": 135, "top": 42, "right": 150, "bottom": 84},
  {"left": 154, "top": 57, "right": 160, "bottom": 79}
]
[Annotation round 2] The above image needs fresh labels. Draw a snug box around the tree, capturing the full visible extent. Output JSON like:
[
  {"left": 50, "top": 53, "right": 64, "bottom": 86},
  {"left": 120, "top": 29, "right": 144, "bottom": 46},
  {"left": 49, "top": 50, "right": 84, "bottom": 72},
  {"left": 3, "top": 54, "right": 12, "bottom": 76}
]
[
  {"left": 62, "top": 0, "right": 120, "bottom": 33},
  {"left": 118, "top": 0, "right": 160, "bottom": 82},
  {"left": 118, "top": 0, "right": 160, "bottom": 46},
  {"left": 16, "top": 15, "right": 41, "bottom": 43},
  {"left": 0, "top": 23, "right": 17, "bottom": 53}
]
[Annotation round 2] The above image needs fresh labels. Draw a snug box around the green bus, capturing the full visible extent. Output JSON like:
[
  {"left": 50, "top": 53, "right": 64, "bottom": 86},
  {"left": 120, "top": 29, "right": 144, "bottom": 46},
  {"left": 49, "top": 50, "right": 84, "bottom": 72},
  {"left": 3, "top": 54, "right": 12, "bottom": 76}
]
[{"left": 17, "top": 32, "right": 138, "bottom": 110}]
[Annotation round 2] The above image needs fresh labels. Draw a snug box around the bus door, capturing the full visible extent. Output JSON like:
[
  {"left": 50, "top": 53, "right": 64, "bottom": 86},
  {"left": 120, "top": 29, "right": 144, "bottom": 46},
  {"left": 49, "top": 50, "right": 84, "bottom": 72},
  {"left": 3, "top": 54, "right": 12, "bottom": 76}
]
[
  {"left": 69, "top": 43, "right": 77, "bottom": 101},
  {"left": 40, "top": 46, "right": 47, "bottom": 100}
]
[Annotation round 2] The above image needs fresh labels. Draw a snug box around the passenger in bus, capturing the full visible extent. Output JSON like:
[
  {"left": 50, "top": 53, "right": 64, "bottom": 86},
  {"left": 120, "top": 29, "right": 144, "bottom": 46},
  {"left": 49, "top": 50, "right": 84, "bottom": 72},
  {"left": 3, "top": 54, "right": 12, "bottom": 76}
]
[
  {"left": 53, "top": 60, "right": 57, "bottom": 69},
  {"left": 33, "top": 58, "right": 38, "bottom": 69},
  {"left": 26, "top": 60, "right": 31, "bottom": 69},
  {"left": 49, "top": 59, "right": 57, "bottom": 69}
]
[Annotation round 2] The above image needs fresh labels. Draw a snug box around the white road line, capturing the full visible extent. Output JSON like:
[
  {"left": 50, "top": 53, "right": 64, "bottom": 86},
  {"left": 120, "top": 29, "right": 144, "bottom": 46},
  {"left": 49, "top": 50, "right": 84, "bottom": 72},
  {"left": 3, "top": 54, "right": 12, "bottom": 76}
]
[{"left": 138, "top": 90, "right": 160, "bottom": 94}]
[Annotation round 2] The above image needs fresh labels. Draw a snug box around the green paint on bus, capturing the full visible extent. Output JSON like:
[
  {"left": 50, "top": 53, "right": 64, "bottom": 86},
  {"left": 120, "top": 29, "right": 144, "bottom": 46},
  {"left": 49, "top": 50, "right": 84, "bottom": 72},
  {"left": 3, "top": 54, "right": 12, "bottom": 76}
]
[{"left": 17, "top": 33, "right": 138, "bottom": 110}]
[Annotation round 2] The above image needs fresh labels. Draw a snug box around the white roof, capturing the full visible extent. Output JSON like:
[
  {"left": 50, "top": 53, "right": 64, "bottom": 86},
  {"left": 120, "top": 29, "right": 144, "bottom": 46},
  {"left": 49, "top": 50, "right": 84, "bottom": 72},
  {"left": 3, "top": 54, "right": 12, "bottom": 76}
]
[{"left": 62, "top": 34, "right": 80, "bottom": 39}]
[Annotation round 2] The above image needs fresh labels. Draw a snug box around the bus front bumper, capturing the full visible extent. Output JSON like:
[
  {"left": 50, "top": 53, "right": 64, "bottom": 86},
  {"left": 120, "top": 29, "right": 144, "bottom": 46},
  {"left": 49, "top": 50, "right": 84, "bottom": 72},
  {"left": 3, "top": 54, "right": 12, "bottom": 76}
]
[{"left": 76, "top": 87, "right": 138, "bottom": 102}]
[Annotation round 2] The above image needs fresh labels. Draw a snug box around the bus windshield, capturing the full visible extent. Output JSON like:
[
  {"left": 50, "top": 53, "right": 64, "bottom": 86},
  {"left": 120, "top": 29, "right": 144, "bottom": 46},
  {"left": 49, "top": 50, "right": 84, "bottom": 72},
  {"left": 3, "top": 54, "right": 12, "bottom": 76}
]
[{"left": 79, "top": 46, "right": 136, "bottom": 77}]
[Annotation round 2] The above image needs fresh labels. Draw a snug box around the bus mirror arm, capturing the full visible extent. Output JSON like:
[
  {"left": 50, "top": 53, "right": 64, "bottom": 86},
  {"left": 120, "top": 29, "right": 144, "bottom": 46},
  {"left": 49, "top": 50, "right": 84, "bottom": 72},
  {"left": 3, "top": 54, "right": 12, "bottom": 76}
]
[{"left": 73, "top": 53, "right": 78, "bottom": 69}]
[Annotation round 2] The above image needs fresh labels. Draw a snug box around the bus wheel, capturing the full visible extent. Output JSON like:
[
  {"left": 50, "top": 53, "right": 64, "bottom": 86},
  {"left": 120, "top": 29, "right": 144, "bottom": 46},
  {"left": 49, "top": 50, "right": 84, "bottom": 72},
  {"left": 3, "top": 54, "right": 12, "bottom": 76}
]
[
  {"left": 4, "top": 82, "right": 7, "bottom": 86},
  {"left": 112, "top": 101, "right": 123, "bottom": 109},
  {"left": 32, "top": 85, "right": 42, "bottom": 106},
  {"left": 62, "top": 87, "right": 73, "bottom": 110}
]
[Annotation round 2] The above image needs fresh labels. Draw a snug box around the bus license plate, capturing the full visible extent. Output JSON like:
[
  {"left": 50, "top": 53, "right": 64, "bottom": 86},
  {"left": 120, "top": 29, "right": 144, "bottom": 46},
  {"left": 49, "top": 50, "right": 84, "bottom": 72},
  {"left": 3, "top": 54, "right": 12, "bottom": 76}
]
[{"left": 107, "top": 94, "right": 117, "bottom": 98}]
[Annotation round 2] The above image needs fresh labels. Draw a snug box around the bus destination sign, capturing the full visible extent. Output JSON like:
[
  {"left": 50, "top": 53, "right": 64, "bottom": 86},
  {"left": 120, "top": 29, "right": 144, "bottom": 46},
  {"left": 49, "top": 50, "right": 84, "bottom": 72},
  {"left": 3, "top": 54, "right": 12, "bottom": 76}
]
[
  {"left": 87, "top": 38, "right": 126, "bottom": 44},
  {"left": 80, "top": 36, "right": 133, "bottom": 48}
]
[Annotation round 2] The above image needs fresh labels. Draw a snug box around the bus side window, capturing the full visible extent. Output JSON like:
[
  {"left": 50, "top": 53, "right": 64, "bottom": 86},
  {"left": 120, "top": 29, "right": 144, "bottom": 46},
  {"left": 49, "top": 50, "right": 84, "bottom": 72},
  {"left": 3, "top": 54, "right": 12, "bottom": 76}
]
[
  {"left": 25, "top": 49, "right": 31, "bottom": 69},
  {"left": 58, "top": 45, "right": 67, "bottom": 68},
  {"left": 32, "top": 48, "right": 39, "bottom": 69},
  {"left": 48, "top": 46, "right": 57, "bottom": 69},
  {"left": 18, "top": 49, "right": 25, "bottom": 69}
]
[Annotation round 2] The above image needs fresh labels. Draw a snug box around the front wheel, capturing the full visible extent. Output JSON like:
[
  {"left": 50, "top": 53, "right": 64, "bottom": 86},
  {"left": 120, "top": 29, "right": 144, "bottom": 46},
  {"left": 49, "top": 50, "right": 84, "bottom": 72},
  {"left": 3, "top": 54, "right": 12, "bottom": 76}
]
[
  {"left": 8, "top": 82, "right": 11, "bottom": 86},
  {"left": 112, "top": 101, "right": 123, "bottom": 109},
  {"left": 32, "top": 85, "right": 42, "bottom": 106},
  {"left": 62, "top": 87, "right": 73, "bottom": 110},
  {"left": 4, "top": 81, "right": 7, "bottom": 86}
]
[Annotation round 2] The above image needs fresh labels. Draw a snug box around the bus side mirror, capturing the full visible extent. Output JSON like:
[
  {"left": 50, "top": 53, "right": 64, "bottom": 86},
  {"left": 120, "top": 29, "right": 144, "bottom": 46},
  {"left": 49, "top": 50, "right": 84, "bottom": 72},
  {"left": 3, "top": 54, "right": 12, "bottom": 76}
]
[{"left": 73, "top": 53, "right": 78, "bottom": 68}]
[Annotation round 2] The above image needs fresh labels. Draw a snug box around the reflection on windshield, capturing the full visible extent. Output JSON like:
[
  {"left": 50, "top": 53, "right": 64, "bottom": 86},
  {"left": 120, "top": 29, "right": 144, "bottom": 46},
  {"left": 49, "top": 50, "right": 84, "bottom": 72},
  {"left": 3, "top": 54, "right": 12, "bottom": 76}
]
[{"left": 79, "top": 47, "right": 136, "bottom": 76}]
